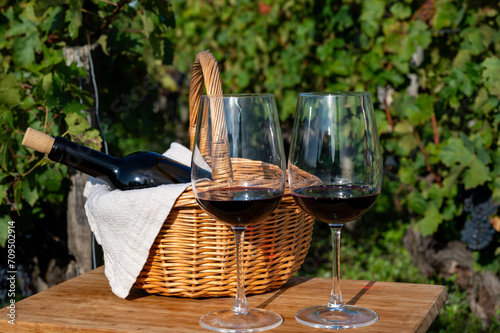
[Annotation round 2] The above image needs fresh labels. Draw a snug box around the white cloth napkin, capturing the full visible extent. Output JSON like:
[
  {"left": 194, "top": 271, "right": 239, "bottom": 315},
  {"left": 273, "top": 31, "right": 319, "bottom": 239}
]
[{"left": 83, "top": 143, "right": 192, "bottom": 298}]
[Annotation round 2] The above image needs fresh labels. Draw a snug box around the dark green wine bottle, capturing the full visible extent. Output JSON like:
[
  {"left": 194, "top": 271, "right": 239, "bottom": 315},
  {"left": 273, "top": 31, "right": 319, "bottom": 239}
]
[{"left": 22, "top": 128, "right": 191, "bottom": 190}]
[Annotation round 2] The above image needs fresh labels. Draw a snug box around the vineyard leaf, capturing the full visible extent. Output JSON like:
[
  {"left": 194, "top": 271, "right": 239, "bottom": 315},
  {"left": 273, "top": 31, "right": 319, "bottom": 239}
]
[
  {"left": 66, "top": 0, "right": 83, "bottom": 39},
  {"left": 452, "top": 49, "right": 471, "bottom": 68},
  {"left": 77, "top": 129, "right": 102, "bottom": 151},
  {"left": 460, "top": 27, "right": 482, "bottom": 54},
  {"left": 0, "top": 183, "right": 6, "bottom": 205},
  {"left": 0, "top": 135, "right": 10, "bottom": 170},
  {"left": 42, "top": 73, "right": 53, "bottom": 92},
  {"left": 0, "top": 88, "right": 21, "bottom": 108},
  {"left": 143, "top": 0, "right": 175, "bottom": 27},
  {"left": 39, "top": 5, "right": 63, "bottom": 33},
  {"left": 38, "top": 167, "right": 63, "bottom": 192},
  {"left": 463, "top": 158, "right": 489, "bottom": 189},
  {"left": 398, "top": 162, "right": 416, "bottom": 186},
  {"left": 417, "top": 204, "right": 443, "bottom": 237},
  {"left": 412, "top": 94, "right": 434, "bottom": 125},
  {"left": 12, "top": 34, "right": 40, "bottom": 67},
  {"left": 65, "top": 112, "right": 89, "bottom": 136},
  {"left": 427, "top": 184, "right": 444, "bottom": 208},
  {"left": 407, "top": 191, "right": 428, "bottom": 214},
  {"left": 442, "top": 198, "right": 460, "bottom": 221},
  {"left": 22, "top": 179, "right": 39, "bottom": 206},
  {"left": 433, "top": 0, "right": 457, "bottom": 30},
  {"left": 460, "top": 26, "right": 495, "bottom": 55},
  {"left": 493, "top": 176, "right": 500, "bottom": 202},
  {"left": 6, "top": 13, "right": 37, "bottom": 37},
  {"left": 438, "top": 138, "right": 475, "bottom": 166},
  {"left": 0, "top": 215, "right": 9, "bottom": 247},
  {"left": 0, "top": 73, "right": 18, "bottom": 89},
  {"left": 96, "top": 34, "right": 109, "bottom": 56},
  {"left": 331, "top": 4, "right": 354, "bottom": 32},
  {"left": 473, "top": 87, "right": 494, "bottom": 115},
  {"left": 481, "top": 56, "right": 500, "bottom": 95},
  {"left": 1, "top": 110, "right": 14, "bottom": 129},
  {"left": 361, "top": 0, "right": 385, "bottom": 22},
  {"left": 13, "top": 179, "right": 22, "bottom": 211},
  {"left": 62, "top": 100, "right": 84, "bottom": 114},
  {"left": 390, "top": 3, "right": 411, "bottom": 20},
  {"left": 442, "top": 164, "right": 466, "bottom": 194}
]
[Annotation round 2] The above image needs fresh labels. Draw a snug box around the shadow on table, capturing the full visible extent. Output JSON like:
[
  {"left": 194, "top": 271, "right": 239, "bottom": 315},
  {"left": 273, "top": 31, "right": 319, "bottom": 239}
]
[
  {"left": 346, "top": 280, "right": 377, "bottom": 306},
  {"left": 126, "top": 278, "right": 377, "bottom": 307},
  {"left": 127, "top": 288, "right": 152, "bottom": 301},
  {"left": 255, "top": 276, "right": 310, "bottom": 310}
]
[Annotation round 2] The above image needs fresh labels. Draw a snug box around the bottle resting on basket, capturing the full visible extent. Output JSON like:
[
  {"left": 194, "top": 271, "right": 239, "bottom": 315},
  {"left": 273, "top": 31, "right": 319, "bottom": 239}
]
[{"left": 22, "top": 127, "right": 191, "bottom": 190}]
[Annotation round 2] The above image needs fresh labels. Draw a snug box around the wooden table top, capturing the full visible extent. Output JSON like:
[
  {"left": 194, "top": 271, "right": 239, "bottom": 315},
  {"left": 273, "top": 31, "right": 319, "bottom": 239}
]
[{"left": 0, "top": 266, "right": 447, "bottom": 332}]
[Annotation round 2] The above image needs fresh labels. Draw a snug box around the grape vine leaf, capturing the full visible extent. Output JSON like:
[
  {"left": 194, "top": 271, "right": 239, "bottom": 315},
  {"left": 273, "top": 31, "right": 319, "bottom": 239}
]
[
  {"left": 390, "top": 3, "right": 411, "bottom": 20},
  {"left": 481, "top": 56, "right": 500, "bottom": 95},
  {"left": 63, "top": 112, "right": 102, "bottom": 150},
  {"left": 6, "top": 13, "right": 37, "bottom": 37},
  {"left": 442, "top": 164, "right": 466, "bottom": 194},
  {"left": 453, "top": 49, "right": 471, "bottom": 68},
  {"left": 66, "top": 0, "right": 83, "bottom": 39},
  {"left": 460, "top": 27, "right": 487, "bottom": 55},
  {"left": 142, "top": 0, "right": 175, "bottom": 27},
  {"left": 433, "top": 0, "right": 457, "bottom": 30},
  {"left": 42, "top": 73, "right": 53, "bottom": 92},
  {"left": 13, "top": 33, "right": 41, "bottom": 67},
  {"left": 77, "top": 129, "right": 102, "bottom": 151},
  {"left": 22, "top": 179, "right": 39, "bottom": 207},
  {"left": 417, "top": 204, "right": 443, "bottom": 237},
  {"left": 38, "top": 167, "right": 64, "bottom": 192},
  {"left": 463, "top": 158, "right": 489, "bottom": 189},
  {"left": 0, "top": 135, "right": 10, "bottom": 171},
  {"left": 438, "top": 137, "right": 475, "bottom": 166},
  {"left": 407, "top": 191, "right": 428, "bottom": 215},
  {"left": 0, "top": 215, "right": 9, "bottom": 247},
  {"left": 65, "top": 112, "right": 89, "bottom": 135}
]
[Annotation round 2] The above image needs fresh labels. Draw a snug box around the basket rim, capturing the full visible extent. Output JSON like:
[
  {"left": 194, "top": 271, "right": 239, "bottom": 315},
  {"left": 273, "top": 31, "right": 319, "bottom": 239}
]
[{"left": 200, "top": 93, "right": 275, "bottom": 98}]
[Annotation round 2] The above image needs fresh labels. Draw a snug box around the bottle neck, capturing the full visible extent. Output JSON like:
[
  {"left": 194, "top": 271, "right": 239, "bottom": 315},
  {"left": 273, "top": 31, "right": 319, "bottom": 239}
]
[{"left": 48, "top": 137, "right": 119, "bottom": 179}]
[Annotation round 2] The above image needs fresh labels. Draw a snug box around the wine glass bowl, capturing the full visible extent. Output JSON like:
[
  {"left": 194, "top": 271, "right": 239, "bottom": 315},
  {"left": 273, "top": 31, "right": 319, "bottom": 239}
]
[
  {"left": 194, "top": 159, "right": 284, "bottom": 228},
  {"left": 288, "top": 91, "right": 383, "bottom": 329},
  {"left": 191, "top": 94, "right": 286, "bottom": 332}
]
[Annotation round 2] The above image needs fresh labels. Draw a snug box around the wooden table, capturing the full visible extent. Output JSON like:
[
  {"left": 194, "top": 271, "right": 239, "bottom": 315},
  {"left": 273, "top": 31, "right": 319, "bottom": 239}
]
[{"left": 0, "top": 266, "right": 447, "bottom": 332}]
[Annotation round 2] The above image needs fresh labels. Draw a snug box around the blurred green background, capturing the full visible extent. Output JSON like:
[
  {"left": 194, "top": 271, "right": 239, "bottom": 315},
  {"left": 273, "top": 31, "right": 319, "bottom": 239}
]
[{"left": 1, "top": 0, "right": 499, "bottom": 331}]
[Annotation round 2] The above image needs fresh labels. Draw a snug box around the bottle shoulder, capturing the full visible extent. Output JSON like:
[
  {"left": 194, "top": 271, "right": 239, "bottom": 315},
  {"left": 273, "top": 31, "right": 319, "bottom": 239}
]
[{"left": 121, "top": 151, "right": 163, "bottom": 164}]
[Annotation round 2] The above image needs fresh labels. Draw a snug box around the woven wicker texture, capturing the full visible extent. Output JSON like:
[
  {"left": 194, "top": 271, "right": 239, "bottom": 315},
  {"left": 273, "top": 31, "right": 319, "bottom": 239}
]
[{"left": 133, "top": 51, "right": 314, "bottom": 298}]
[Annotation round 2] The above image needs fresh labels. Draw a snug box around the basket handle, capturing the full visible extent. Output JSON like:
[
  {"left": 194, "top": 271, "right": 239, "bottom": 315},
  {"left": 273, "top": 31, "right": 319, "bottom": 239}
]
[
  {"left": 188, "top": 51, "right": 223, "bottom": 150},
  {"left": 188, "top": 51, "right": 233, "bottom": 181}
]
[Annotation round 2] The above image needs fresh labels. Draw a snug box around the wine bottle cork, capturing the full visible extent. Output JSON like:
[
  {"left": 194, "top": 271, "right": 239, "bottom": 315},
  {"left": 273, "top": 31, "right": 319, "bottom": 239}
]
[{"left": 22, "top": 128, "right": 55, "bottom": 154}]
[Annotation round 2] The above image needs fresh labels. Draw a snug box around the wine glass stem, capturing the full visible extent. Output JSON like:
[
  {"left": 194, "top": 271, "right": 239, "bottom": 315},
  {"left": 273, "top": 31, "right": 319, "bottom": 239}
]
[
  {"left": 328, "top": 224, "right": 344, "bottom": 308},
  {"left": 232, "top": 227, "right": 249, "bottom": 314}
]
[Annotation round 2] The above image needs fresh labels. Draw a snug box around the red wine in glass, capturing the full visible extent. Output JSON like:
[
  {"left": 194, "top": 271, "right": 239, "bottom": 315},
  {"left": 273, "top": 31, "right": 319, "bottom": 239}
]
[
  {"left": 292, "top": 185, "right": 379, "bottom": 224},
  {"left": 196, "top": 187, "right": 282, "bottom": 227},
  {"left": 288, "top": 92, "right": 383, "bottom": 329},
  {"left": 192, "top": 94, "right": 286, "bottom": 332}
]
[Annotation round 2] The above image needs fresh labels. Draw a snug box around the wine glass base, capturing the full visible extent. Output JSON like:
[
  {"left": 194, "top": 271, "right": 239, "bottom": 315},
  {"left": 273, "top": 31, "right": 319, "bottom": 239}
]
[
  {"left": 295, "top": 305, "right": 378, "bottom": 329},
  {"left": 200, "top": 308, "right": 283, "bottom": 332}
]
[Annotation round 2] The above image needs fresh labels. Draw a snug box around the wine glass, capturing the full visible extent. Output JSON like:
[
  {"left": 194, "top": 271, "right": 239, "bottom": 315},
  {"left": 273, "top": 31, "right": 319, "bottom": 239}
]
[
  {"left": 191, "top": 94, "right": 286, "bottom": 332},
  {"left": 288, "top": 92, "right": 383, "bottom": 329}
]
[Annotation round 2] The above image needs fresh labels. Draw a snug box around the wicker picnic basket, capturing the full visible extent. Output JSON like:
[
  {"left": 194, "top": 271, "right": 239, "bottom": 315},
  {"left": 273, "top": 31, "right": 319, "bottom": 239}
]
[{"left": 133, "top": 51, "right": 314, "bottom": 298}]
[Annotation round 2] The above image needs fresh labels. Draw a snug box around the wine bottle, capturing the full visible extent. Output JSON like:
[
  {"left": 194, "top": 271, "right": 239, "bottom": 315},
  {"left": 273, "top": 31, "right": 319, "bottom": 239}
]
[{"left": 22, "top": 128, "right": 191, "bottom": 190}]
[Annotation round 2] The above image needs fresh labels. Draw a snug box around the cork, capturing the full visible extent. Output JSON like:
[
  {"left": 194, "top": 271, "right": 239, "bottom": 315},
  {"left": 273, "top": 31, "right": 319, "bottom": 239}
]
[{"left": 22, "top": 128, "right": 55, "bottom": 154}]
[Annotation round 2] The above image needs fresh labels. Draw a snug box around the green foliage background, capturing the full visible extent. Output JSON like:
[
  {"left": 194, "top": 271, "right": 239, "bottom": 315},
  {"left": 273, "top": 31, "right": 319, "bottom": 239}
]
[
  {"left": 166, "top": 0, "right": 500, "bottom": 330},
  {"left": 167, "top": 0, "right": 500, "bottom": 254},
  {"left": 1, "top": 0, "right": 500, "bottom": 331},
  {"left": 0, "top": 0, "right": 181, "bottom": 244}
]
